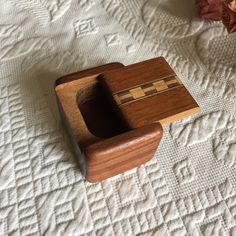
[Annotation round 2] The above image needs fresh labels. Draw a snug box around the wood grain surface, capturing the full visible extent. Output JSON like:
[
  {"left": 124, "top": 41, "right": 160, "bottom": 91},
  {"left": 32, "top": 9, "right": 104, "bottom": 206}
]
[
  {"left": 99, "top": 57, "right": 200, "bottom": 128},
  {"left": 55, "top": 63, "right": 125, "bottom": 148},
  {"left": 85, "top": 123, "right": 163, "bottom": 182}
]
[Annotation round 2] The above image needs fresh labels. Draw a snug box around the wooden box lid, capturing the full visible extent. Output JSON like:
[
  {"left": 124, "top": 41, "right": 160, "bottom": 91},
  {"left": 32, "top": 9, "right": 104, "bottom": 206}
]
[{"left": 99, "top": 57, "right": 200, "bottom": 129}]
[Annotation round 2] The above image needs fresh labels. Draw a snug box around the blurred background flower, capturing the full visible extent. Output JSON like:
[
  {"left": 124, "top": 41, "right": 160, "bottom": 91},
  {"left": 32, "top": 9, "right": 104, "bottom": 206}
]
[{"left": 196, "top": 0, "right": 236, "bottom": 32}]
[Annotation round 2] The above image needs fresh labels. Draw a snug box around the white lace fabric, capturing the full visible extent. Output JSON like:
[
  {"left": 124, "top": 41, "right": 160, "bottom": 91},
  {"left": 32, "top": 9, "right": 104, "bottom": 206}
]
[{"left": 0, "top": 0, "right": 236, "bottom": 235}]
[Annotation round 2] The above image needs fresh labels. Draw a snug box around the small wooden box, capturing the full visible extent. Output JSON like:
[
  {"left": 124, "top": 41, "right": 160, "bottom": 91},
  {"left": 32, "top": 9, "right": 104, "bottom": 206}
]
[
  {"left": 55, "top": 57, "right": 200, "bottom": 182},
  {"left": 55, "top": 63, "right": 163, "bottom": 182}
]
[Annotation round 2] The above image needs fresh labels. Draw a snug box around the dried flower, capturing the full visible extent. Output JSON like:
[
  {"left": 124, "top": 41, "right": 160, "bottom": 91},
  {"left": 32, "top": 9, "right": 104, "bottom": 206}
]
[
  {"left": 228, "top": 0, "right": 236, "bottom": 12},
  {"left": 196, "top": 0, "right": 222, "bottom": 20},
  {"left": 196, "top": 0, "right": 236, "bottom": 33},
  {"left": 222, "top": 0, "right": 236, "bottom": 32}
]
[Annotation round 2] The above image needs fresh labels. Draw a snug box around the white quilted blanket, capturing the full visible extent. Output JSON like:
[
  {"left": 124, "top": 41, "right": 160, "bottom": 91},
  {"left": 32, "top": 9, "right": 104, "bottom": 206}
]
[{"left": 0, "top": 0, "right": 236, "bottom": 235}]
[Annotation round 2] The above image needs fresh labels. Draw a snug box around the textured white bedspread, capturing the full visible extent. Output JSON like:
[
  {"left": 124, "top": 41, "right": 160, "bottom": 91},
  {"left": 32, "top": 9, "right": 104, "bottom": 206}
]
[{"left": 0, "top": 0, "right": 236, "bottom": 235}]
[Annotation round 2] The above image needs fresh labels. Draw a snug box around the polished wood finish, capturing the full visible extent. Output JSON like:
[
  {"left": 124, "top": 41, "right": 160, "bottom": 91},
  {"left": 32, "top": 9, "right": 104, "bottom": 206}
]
[
  {"left": 55, "top": 63, "right": 125, "bottom": 148},
  {"left": 55, "top": 62, "right": 163, "bottom": 182},
  {"left": 99, "top": 57, "right": 200, "bottom": 128},
  {"left": 85, "top": 123, "right": 163, "bottom": 182},
  {"left": 55, "top": 58, "right": 200, "bottom": 182}
]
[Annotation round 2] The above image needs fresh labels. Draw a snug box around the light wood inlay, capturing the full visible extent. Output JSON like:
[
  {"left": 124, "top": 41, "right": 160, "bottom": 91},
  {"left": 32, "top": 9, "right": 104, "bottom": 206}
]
[{"left": 113, "top": 76, "right": 183, "bottom": 106}]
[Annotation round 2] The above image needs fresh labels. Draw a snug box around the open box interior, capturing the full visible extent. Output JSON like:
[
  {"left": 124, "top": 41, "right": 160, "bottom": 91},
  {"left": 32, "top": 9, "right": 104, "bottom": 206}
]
[{"left": 76, "top": 81, "right": 127, "bottom": 139}]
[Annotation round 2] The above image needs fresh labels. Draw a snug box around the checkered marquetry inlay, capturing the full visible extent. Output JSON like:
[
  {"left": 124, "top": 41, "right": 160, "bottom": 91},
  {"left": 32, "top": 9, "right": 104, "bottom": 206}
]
[{"left": 113, "top": 76, "right": 183, "bottom": 105}]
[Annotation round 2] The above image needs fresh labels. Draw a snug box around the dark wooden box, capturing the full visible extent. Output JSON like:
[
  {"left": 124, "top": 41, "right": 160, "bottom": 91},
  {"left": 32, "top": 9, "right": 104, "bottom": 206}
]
[{"left": 55, "top": 57, "right": 200, "bottom": 182}]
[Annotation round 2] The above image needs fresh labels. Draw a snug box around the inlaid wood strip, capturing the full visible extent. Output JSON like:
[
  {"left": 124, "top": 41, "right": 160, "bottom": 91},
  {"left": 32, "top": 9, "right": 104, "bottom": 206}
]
[{"left": 114, "top": 76, "right": 184, "bottom": 106}]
